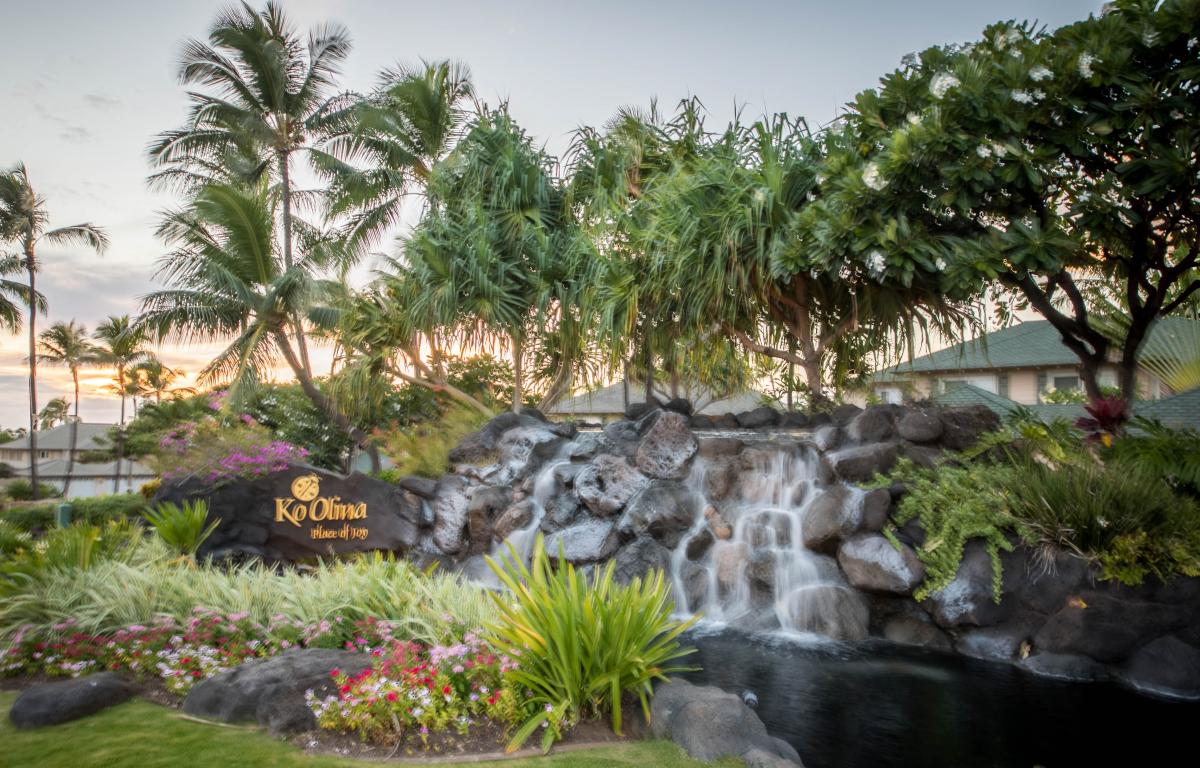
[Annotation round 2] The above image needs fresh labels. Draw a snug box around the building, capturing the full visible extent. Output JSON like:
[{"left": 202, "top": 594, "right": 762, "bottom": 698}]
[
  {"left": 0, "top": 422, "right": 154, "bottom": 498},
  {"left": 871, "top": 319, "right": 1192, "bottom": 405},
  {"left": 547, "top": 381, "right": 770, "bottom": 423}
]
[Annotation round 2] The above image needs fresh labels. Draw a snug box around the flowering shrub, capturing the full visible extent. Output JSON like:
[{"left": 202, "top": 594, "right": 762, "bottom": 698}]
[
  {"left": 152, "top": 417, "right": 308, "bottom": 485},
  {"left": 307, "top": 633, "right": 526, "bottom": 743}
]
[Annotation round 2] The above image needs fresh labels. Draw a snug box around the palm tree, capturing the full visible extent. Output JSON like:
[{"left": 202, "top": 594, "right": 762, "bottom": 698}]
[
  {"left": 130, "top": 359, "right": 196, "bottom": 402},
  {"left": 38, "top": 397, "right": 69, "bottom": 430},
  {"left": 0, "top": 163, "right": 107, "bottom": 500},
  {"left": 139, "top": 182, "right": 366, "bottom": 445},
  {"left": 315, "top": 59, "right": 475, "bottom": 253},
  {"left": 37, "top": 320, "right": 98, "bottom": 496},
  {"left": 149, "top": 1, "right": 351, "bottom": 375},
  {"left": 93, "top": 315, "right": 154, "bottom": 426}
]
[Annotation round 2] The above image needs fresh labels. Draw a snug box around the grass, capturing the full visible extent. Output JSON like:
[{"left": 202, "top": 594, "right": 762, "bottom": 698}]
[{"left": 0, "top": 692, "right": 729, "bottom": 768}]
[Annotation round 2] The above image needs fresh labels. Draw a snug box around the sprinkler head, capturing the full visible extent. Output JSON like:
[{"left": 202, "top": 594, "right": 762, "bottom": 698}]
[{"left": 741, "top": 690, "right": 758, "bottom": 709}]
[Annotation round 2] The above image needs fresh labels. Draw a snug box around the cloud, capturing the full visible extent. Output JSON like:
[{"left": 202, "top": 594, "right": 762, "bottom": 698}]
[
  {"left": 83, "top": 93, "right": 121, "bottom": 110},
  {"left": 59, "top": 125, "right": 94, "bottom": 142}
]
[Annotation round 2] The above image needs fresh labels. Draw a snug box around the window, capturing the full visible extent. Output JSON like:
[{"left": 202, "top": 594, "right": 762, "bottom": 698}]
[
  {"left": 942, "top": 379, "right": 967, "bottom": 392},
  {"left": 1053, "top": 375, "right": 1080, "bottom": 393},
  {"left": 998, "top": 374, "right": 1009, "bottom": 399}
]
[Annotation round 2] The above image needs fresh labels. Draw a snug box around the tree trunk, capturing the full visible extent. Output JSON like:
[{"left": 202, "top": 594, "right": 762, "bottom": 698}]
[
  {"left": 511, "top": 335, "right": 523, "bottom": 414},
  {"left": 63, "top": 368, "right": 79, "bottom": 498},
  {"left": 274, "top": 330, "right": 368, "bottom": 445},
  {"left": 118, "top": 366, "right": 127, "bottom": 425},
  {"left": 112, "top": 427, "right": 123, "bottom": 495},
  {"left": 802, "top": 359, "right": 825, "bottom": 406},
  {"left": 278, "top": 150, "right": 312, "bottom": 377},
  {"left": 25, "top": 249, "right": 39, "bottom": 501}
]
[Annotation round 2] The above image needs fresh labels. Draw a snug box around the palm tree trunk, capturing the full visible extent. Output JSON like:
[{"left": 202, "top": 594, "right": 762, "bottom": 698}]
[
  {"left": 118, "top": 367, "right": 127, "bottom": 425},
  {"left": 511, "top": 335, "right": 523, "bottom": 414},
  {"left": 274, "top": 330, "right": 367, "bottom": 445},
  {"left": 25, "top": 249, "right": 39, "bottom": 501},
  {"left": 278, "top": 150, "right": 312, "bottom": 377},
  {"left": 63, "top": 368, "right": 79, "bottom": 498}
]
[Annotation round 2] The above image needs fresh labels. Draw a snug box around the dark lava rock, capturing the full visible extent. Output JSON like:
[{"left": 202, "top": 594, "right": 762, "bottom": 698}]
[
  {"left": 735, "top": 407, "right": 780, "bottom": 429},
  {"left": 618, "top": 480, "right": 698, "bottom": 548},
  {"left": 779, "top": 411, "right": 810, "bottom": 428},
  {"left": 651, "top": 680, "right": 803, "bottom": 766},
  {"left": 686, "top": 528, "right": 715, "bottom": 560},
  {"left": 574, "top": 455, "right": 649, "bottom": 516},
  {"left": 858, "top": 488, "right": 892, "bottom": 533},
  {"left": 896, "top": 409, "right": 944, "bottom": 444},
  {"left": 9, "top": 673, "right": 135, "bottom": 729},
  {"left": 183, "top": 649, "right": 373, "bottom": 735},
  {"left": 829, "top": 404, "right": 863, "bottom": 426},
  {"left": 827, "top": 443, "right": 899, "bottom": 483},
  {"left": 1119, "top": 635, "right": 1200, "bottom": 700},
  {"left": 625, "top": 400, "right": 661, "bottom": 420},
  {"left": 882, "top": 615, "right": 953, "bottom": 651},
  {"left": 899, "top": 442, "right": 945, "bottom": 469},
  {"left": 698, "top": 436, "right": 745, "bottom": 458},
  {"left": 601, "top": 420, "right": 642, "bottom": 457},
  {"left": 938, "top": 406, "right": 1001, "bottom": 451},
  {"left": 925, "top": 540, "right": 1012, "bottom": 629},
  {"left": 689, "top": 414, "right": 715, "bottom": 429},
  {"left": 156, "top": 464, "right": 422, "bottom": 565},
  {"left": 544, "top": 519, "right": 620, "bottom": 563},
  {"left": 431, "top": 474, "right": 471, "bottom": 555},
  {"left": 613, "top": 537, "right": 673, "bottom": 584},
  {"left": 837, "top": 534, "right": 924, "bottom": 595},
  {"left": 812, "top": 425, "right": 842, "bottom": 452},
  {"left": 448, "top": 412, "right": 573, "bottom": 464},
  {"left": 801, "top": 486, "right": 857, "bottom": 553},
  {"left": 635, "top": 411, "right": 699, "bottom": 480},
  {"left": 956, "top": 625, "right": 1032, "bottom": 662},
  {"left": 1021, "top": 652, "right": 1110, "bottom": 683},
  {"left": 492, "top": 500, "right": 534, "bottom": 542},
  {"left": 397, "top": 475, "right": 437, "bottom": 500},
  {"left": 1034, "top": 591, "right": 1189, "bottom": 663},
  {"left": 846, "top": 405, "right": 896, "bottom": 444},
  {"left": 664, "top": 397, "right": 694, "bottom": 416},
  {"left": 465, "top": 484, "right": 510, "bottom": 555}
]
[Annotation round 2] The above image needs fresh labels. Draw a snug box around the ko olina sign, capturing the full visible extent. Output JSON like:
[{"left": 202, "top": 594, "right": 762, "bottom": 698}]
[{"left": 274, "top": 474, "right": 369, "bottom": 542}]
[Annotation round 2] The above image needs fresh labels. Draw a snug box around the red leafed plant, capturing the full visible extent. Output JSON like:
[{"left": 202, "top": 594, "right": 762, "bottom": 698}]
[{"left": 1075, "top": 396, "right": 1129, "bottom": 445}]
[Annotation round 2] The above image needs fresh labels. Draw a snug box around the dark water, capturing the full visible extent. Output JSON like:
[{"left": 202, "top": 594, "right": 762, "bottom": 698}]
[{"left": 681, "top": 626, "right": 1198, "bottom": 768}]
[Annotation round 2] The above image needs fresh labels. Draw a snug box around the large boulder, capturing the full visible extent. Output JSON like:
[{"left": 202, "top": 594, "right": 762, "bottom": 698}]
[
  {"left": 1033, "top": 591, "right": 1189, "bottom": 663},
  {"left": 492, "top": 500, "right": 535, "bottom": 543},
  {"left": 924, "top": 540, "right": 1012, "bottom": 629},
  {"left": 613, "top": 537, "right": 673, "bottom": 584},
  {"left": 651, "top": 680, "right": 802, "bottom": 766},
  {"left": 784, "top": 584, "right": 870, "bottom": 641},
  {"left": 8, "top": 673, "right": 135, "bottom": 729},
  {"left": 431, "top": 475, "right": 472, "bottom": 555},
  {"left": 827, "top": 443, "right": 899, "bottom": 483},
  {"left": 1020, "top": 652, "right": 1110, "bottom": 683},
  {"left": 635, "top": 411, "right": 699, "bottom": 480},
  {"left": 449, "top": 412, "right": 551, "bottom": 464},
  {"left": 829, "top": 404, "right": 862, "bottom": 426},
  {"left": 465, "top": 485, "right": 511, "bottom": 555},
  {"left": 574, "top": 455, "right": 649, "bottom": 516},
  {"left": 837, "top": 534, "right": 925, "bottom": 595},
  {"left": 1118, "top": 635, "right": 1200, "bottom": 700},
  {"left": 183, "top": 649, "right": 373, "bottom": 735},
  {"left": 800, "top": 486, "right": 858, "bottom": 553},
  {"left": 543, "top": 519, "right": 620, "bottom": 563},
  {"left": 845, "top": 405, "right": 896, "bottom": 444},
  {"left": 156, "top": 464, "right": 423, "bottom": 564},
  {"left": 896, "top": 409, "right": 944, "bottom": 444},
  {"left": 858, "top": 488, "right": 892, "bottom": 533},
  {"left": 735, "top": 407, "right": 780, "bottom": 429},
  {"left": 881, "top": 615, "right": 953, "bottom": 651},
  {"left": 664, "top": 397, "right": 694, "bottom": 416},
  {"left": 617, "top": 480, "right": 698, "bottom": 548},
  {"left": 938, "top": 406, "right": 1000, "bottom": 451}
]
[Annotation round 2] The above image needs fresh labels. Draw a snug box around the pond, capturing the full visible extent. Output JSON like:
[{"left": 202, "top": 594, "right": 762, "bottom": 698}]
[{"left": 682, "top": 626, "right": 1198, "bottom": 768}]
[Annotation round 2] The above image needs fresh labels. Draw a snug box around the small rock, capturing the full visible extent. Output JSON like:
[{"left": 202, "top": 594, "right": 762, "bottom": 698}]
[
  {"left": 544, "top": 519, "right": 620, "bottom": 563},
  {"left": 574, "top": 455, "right": 650, "bottom": 516},
  {"left": 686, "top": 528, "right": 715, "bottom": 560},
  {"left": 736, "top": 407, "right": 780, "bottom": 429},
  {"left": 664, "top": 397, "right": 694, "bottom": 416}
]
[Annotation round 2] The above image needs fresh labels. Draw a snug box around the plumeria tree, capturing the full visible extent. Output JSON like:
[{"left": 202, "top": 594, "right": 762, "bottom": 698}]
[{"left": 810, "top": 0, "right": 1200, "bottom": 399}]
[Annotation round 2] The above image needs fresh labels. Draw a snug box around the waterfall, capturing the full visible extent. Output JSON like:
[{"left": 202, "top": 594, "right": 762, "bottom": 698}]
[{"left": 671, "top": 446, "right": 865, "bottom": 637}]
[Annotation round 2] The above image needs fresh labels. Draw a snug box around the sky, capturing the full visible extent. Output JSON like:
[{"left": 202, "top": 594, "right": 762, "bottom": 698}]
[{"left": 0, "top": 0, "right": 1101, "bottom": 429}]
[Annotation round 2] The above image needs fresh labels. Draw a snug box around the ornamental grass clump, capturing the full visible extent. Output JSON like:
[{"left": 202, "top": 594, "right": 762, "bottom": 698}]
[{"left": 483, "top": 535, "right": 698, "bottom": 753}]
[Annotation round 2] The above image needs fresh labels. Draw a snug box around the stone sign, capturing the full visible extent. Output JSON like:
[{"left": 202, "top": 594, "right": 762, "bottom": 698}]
[{"left": 153, "top": 464, "right": 423, "bottom": 563}]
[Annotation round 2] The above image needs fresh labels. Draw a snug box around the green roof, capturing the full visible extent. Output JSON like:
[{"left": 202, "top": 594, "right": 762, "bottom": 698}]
[
  {"left": 882, "top": 318, "right": 1200, "bottom": 375},
  {"left": 930, "top": 383, "right": 1021, "bottom": 413},
  {"left": 1137, "top": 387, "right": 1200, "bottom": 430}
]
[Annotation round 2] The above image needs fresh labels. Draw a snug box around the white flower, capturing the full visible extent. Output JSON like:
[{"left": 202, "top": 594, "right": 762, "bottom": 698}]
[
  {"left": 991, "top": 142, "right": 1008, "bottom": 158},
  {"left": 1011, "top": 89, "right": 1034, "bottom": 104},
  {"left": 976, "top": 145, "right": 992, "bottom": 159},
  {"left": 1077, "top": 53, "right": 1097, "bottom": 78},
  {"left": 1030, "top": 66, "right": 1052, "bottom": 82},
  {"left": 1189, "top": 38, "right": 1198, "bottom": 49},
  {"left": 935, "top": 257, "right": 947, "bottom": 271},
  {"left": 1032, "top": 89, "right": 1046, "bottom": 100},
  {"left": 862, "top": 162, "right": 886, "bottom": 191},
  {"left": 752, "top": 188, "right": 766, "bottom": 204},
  {"left": 906, "top": 112, "right": 921, "bottom": 126},
  {"left": 1142, "top": 30, "right": 1157, "bottom": 47},
  {"left": 929, "top": 72, "right": 960, "bottom": 99},
  {"left": 866, "top": 249, "right": 887, "bottom": 277}
]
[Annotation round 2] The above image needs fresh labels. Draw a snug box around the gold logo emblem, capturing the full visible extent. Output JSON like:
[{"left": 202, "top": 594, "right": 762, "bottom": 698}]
[{"left": 291, "top": 474, "right": 320, "bottom": 502}]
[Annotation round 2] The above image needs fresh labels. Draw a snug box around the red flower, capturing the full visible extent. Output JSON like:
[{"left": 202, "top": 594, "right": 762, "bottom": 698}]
[
  {"left": 386, "top": 691, "right": 398, "bottom": 702},
  {"left": 180, "top": 657, "right": 191, "bottom": 665},
  {"left": 442, "top": 685, "right": 451, "bottom": 696},
  {"left": 329, "top": 668, "right": 341, "bottom": 678},
  {"left": 340, "top": 684, "right": 352, "bottom": 694}
]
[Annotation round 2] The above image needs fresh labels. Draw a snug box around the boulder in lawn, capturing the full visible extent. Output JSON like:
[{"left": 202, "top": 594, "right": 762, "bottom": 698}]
[{"left": 9, "top": 673, "right": 135, "bottom": 729}]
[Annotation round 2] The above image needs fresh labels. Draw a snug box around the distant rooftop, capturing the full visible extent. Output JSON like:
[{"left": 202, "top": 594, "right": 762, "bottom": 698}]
[
  {"left": 548, "top": 381, "right": 768, "bottom": 417},
  {"left": 0, "top": 423, "right": 114, "bottom": 452},
  {"left": 14, "top": 458, "right": 153, "bottom": 479},
  {"left": 881, "top": 318, "right": 1199, "bottom": 375},
  {"left": 931, "top": 383, "right": 1199, "bottom": 430}
]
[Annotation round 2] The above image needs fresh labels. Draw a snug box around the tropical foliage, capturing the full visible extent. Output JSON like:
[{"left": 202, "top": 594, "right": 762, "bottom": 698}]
[{"left": 142, "top": 500, "right": 219, "bottom": 557}]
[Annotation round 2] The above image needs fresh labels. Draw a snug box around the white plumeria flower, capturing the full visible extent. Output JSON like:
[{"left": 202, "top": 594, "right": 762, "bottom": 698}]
[
  {"left": 1030, "top": 66, "right": 1052, "bottom": 82},
  {"left": 935, "top": 257, "right": 948, "bottom": 271},
  {"left": 1078, "top": 53, "right": 1097, "bottom": 78},
  {"left": 929, "top": 72, "right": 960, "bottom": 99},
  {"left": 976, "top": 145, "right": 993, "bottom": 159},
  {"left": 862, "top": 162, "right": 887, "bottom": 191},
  {"left": 866, "top": 250, "right": 887, "bottom": 277},
  {"left": 1012, "top": 90, "right": 1034, "bottom": 104},
  {"left": 906, "top": 112, "right": 921, "bottom": 126},
  {"left": 991, "top": 142, "right": 1008, "bottom": 158}
]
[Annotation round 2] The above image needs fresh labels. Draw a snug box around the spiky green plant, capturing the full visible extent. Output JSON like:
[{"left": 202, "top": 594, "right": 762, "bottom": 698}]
[
  {"left": 484, "top": 535, "right": 698, "bottom": 753},
  {"left": 142, "top": 500, "right": 219, "bottom": 557}
]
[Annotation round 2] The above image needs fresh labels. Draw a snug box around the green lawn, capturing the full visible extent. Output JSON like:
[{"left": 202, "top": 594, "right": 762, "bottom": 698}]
[{"left": 0, "top": 692, "right": 735, "bottom": 768}]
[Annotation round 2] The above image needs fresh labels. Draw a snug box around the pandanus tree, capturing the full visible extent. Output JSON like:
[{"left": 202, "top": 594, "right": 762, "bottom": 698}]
[
  {"left": 37, "top": 320, "right": 98, "bottom": 496},
  {"left": 811, "top": 0, "right": 1200, "bottom": 400},
  {"left": 149, "top": 1, "right": 351, "bottom": 375},
  {"left": 139, "top": 182, "right": 367, "bottom": 446},
  {"left": 0, "top": 164, "right": 105, "bottom": 499}
]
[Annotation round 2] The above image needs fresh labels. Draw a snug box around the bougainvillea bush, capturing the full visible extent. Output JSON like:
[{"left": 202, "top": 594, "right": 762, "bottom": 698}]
[
  {"left": 307, "top": 633, "right": 527, "bottom": 743},
  {"left": 152, "top": 413, "right": 308, "bottom": 486}
]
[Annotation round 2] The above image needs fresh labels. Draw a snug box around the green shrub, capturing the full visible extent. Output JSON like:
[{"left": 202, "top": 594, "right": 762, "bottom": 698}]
[
  {"left": 885, "top": 458, "right": 1020, "bottom": 601},
  {"left": 0, "top": 520, "right": 31, "bottom": 559},
  {"left": 142, "top": 500, "right": 220, "bottom": 557},
  {"left": 484, "top": 535, "right": 698, "bottom": 753},
  {"left": 1106, "top": 418, "right": 1200, "bottom": 499},
  {"left": 376, "top": 406, "right": 488, "bottom": 478},
  {"left": 2, "top": 493, "right": 147, "bottom": 533},
  {"left": 4, "top": 480, "right": 60, "bottom": 502},
  {"left": 0, "top": 520, "right": 144, "bottom": 580}
]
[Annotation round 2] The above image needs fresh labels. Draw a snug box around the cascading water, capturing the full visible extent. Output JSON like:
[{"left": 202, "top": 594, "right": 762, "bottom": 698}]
[{"left": 670, "top": 446, "right": 867, "bottom": 638}]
